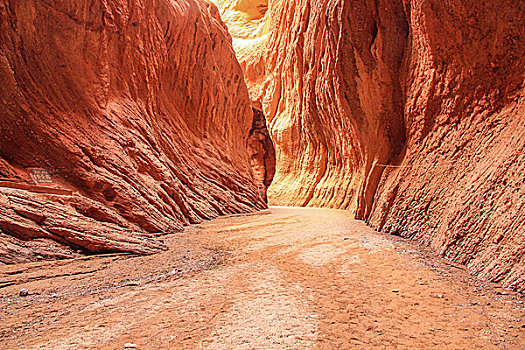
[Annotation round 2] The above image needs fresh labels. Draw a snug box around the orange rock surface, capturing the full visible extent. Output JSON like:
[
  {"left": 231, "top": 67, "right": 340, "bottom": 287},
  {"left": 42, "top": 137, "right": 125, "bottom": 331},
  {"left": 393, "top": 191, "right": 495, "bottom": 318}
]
[
  {"left": 215, "top": 0, "right": 408, "bottom": 211},
  {"left": 214, "top": 0, "right": 524, "bottom": 291},
  {"left": 1, "top": 0, "right": 523, "bottom": 292},
  {"left": 369, "top": 1, "right": 525, "bottom": 292},
  {"left": 0, "top": 0, "right": 265, "bottom": 262}
]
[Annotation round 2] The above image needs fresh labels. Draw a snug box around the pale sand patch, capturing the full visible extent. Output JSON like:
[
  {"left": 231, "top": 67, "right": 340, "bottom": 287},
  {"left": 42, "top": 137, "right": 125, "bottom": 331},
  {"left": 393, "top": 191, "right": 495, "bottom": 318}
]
[
  {"left": 298, "top": 244, "right": 347, "bottom": 267},
  {"left": 337, "top": 255, "right": 362, "bottom": 277},
  {"left": 201, "top": 266, "right": 318, "bottom": 349},
  {"left": 347, "top": 235, "right": 395, "bottom": 253}
]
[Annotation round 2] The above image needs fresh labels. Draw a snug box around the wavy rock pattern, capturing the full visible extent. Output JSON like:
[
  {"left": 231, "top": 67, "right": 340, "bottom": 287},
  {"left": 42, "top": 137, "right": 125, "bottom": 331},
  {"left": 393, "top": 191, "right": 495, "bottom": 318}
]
[
  {"left": 214, "top": 0, "right": 525, "bottom": 291},
  {"left": 215, "top": 0, "right": 408, "bottom": 211},
  {"left": 0, "top": 0, "right": 265, "bottom": 263}
]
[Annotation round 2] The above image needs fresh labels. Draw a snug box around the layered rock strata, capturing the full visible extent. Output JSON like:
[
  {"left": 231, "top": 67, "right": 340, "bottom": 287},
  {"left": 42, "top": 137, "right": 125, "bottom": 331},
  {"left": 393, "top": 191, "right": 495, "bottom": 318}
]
[
  {"left": 0, "top": 0, "right": 265, "bottom": 263},
  {"left": 214, "top": 0, "right": 525, "bottom": 291}
]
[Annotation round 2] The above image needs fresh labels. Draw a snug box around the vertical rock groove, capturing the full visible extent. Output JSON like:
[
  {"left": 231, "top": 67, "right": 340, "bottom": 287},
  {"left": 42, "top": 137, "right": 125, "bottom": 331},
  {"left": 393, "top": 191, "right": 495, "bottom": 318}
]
[
  {"left": 247, "top": 107, "right": 276, "bottom": 202},
  {"left": 214, "top": 0, "right": 524, "bottom": 291}
]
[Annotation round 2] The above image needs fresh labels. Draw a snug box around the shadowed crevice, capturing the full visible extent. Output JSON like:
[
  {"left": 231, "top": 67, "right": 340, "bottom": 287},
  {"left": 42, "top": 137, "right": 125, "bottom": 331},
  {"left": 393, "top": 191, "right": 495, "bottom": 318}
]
[{"left": 247, "top": 108, "right": 276, "bottom": 203}]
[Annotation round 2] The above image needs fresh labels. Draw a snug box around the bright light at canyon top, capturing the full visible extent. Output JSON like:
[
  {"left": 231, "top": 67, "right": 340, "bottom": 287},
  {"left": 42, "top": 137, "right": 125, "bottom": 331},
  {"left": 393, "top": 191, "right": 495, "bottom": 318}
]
[
  {"left": 208, "top": 0, "right": 270, "bottom": 55},
  {"left": 210, "top": 0, "right": 268, "bottom": 21}
]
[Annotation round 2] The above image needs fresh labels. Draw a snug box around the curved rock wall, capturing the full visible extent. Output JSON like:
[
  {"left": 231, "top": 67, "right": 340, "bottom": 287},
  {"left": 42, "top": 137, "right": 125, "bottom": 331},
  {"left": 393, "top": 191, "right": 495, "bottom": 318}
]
[
  {"left": 216, "top": 0, "right": 409, "bottom": 212},
  {"left": 214, "top": 0, "right": 525, "bottom": 291},
  {"left": 368, "top": 1, "right": 525, "bottom": 292},
  {"left": 0, "top": 0, "right": 265, "bottom": 262}
]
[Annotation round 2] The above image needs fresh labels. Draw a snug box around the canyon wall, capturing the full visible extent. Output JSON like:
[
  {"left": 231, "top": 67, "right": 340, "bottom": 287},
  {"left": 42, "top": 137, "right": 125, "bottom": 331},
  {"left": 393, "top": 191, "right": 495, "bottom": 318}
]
[
  {"left": 0, "top": 0, "right": 265, "bottom": 263},
  {"left": 216, "top": 0, "right": 409, "bottom": 212},
  {"left": 368, "top": 1, "right": 525, "bottom": 292},
  {"left": 214, "top": 0, "right": 525, "bottom": 291}
]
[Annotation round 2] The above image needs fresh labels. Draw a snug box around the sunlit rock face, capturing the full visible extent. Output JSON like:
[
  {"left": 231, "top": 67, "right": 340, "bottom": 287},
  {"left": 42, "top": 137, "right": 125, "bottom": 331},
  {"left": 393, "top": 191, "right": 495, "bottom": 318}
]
[
  {"left": 0, "top": 0, "right": 265, "bottom": 262},
  {"left": 214, "top": 0, "right": 408, "bottom": 213},
  {"left": 214, "top": 0, "right": 525, "bottom": 292}
]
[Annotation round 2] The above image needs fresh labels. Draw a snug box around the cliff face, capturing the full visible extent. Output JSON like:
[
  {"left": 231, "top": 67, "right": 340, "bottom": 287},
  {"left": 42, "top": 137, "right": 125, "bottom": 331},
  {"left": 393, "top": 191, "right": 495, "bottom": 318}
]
[
  {"left": 369, "top": 1, "right": 525, "bottom": 292},
  {"left": 1, "top": 0, "right": 523, "bottom": 292},
  {"left": 0, "top": 0, "right": 265, "bottom": 263},
  {"left": 214, "top": 0, "right": 525, "bottom": 291},
  {"left": 215, "top": 0, "right": 409, "bottom": 212}
]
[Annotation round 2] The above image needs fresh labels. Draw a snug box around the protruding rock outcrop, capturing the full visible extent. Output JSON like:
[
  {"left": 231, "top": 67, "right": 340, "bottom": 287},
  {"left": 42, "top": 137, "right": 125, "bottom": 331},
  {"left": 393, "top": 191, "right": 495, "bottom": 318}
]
[
  {"left": 214, "top": 0, "right": 525, "bottom": 291},
  {"left": 0, "top": 0, "right": 265, "bottom": 262},
  {"left": 247, "top": 108, "right": 276, "bottom": 202}
]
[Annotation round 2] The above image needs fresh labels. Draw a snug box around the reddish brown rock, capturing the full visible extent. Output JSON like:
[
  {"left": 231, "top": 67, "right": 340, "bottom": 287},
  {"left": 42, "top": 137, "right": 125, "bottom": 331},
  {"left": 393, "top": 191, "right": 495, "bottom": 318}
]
[
  {"left": 215, "top": 0, "right": 408, "bottom": 211},
  {"left": 215, "top": 0, "right": 524, "bottom": 291},
  {"left": 0, "top": 0, "right": 265, "bottom": 262},
  {"left": 367, "top": 1, "right": 525, "bottom": 292},
  {"left": 247, "top": 107, "right": 276, "bottom": 202},
  {"left": 0, "top": 190, "right": 166, "bottom": 263}
]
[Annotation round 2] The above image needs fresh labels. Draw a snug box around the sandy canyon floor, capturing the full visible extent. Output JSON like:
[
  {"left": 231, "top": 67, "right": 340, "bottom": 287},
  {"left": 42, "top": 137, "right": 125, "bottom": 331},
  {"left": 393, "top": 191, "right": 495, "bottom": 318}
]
[{"left": 0, "top": 207, "right": 524, "bottom": 349}]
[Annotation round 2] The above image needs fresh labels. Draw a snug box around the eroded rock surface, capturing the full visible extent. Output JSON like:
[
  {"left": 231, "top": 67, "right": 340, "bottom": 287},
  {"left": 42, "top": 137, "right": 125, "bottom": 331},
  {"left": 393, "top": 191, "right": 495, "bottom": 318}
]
[
  {"left": 215, "top": 0, "right": 408, "bottom": 210},
  {"left": 368, "top": 1, "right": 525, "bottom": 292},
  {"left": 247, "top": 108, "right": 276, "bottom": 202},
  {"left": 0, "top": 0, "right": 265, "bottom": 262},
  {"left": 214, "top": 0, "right": 525, "bottom": 291}
]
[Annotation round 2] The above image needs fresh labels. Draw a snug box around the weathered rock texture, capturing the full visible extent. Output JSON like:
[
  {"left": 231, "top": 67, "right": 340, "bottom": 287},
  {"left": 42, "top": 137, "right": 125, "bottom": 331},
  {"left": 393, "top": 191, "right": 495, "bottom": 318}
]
[
  {"left": 214, "top": 0, "right": 525, "bottom": 291},
  {"left": 215, "top": 0, "right": 408, "bottom": 211},
  {"left": 0, "top": 0, "right": 265, "bottom": 263},
  {"left": 247, "top": 108, "right": 276, "bottom": 202},
  {"left": 368, "top": 1, "right": 525, "bottom": 292}
]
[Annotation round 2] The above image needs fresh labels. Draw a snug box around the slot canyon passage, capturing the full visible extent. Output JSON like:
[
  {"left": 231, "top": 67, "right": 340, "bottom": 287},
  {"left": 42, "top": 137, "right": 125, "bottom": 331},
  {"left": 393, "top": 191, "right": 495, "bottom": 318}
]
[{"left": 0, "top": 0, "right": 524, "bottom": 348}]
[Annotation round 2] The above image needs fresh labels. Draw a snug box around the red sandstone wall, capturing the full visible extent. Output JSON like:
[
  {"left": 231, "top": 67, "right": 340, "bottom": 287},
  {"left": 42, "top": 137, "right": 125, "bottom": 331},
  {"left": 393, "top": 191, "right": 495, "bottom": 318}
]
[
  {"left": 0, "top": 0, "right": 265, "bottom": 262},
  {"left": 215, "top": 0, "right": 525, "bottom": 291},
  {"left": 368, "top": 0, "right": 525, "bottom": 292},
  {"left": 215, "top": 0, "right": 409, "bottom": 212}
]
